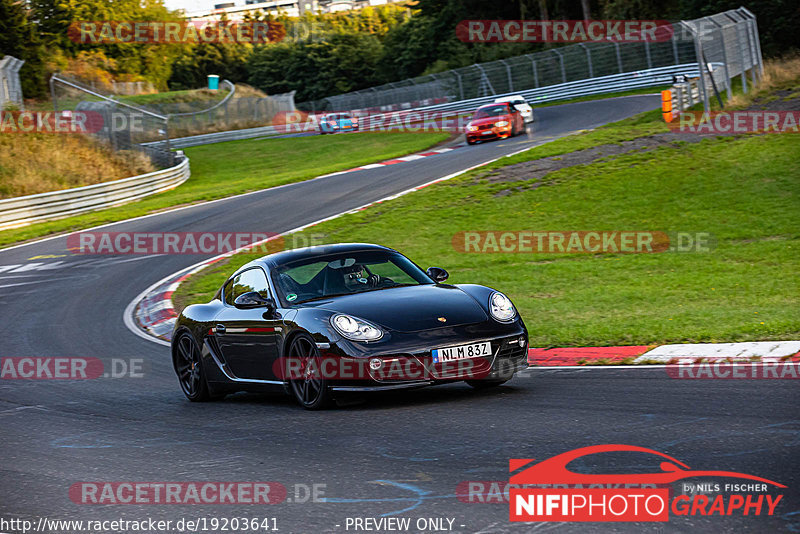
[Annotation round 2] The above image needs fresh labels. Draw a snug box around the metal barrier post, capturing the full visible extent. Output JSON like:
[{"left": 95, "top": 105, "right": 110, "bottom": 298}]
[
  {"left": 685, "top": 21, "right": 711, "bottom": 112},
  {"left": 733, "top": 16, "right": 749, "bottom": 94},
  {"left": 579, "top": 44, "right": 593, "bottom": 78},
  {"left": 500, "top": 59, "right": 513, "bottom": 92},
  {"left": 552, "top": 49, "right": 567, "bottom": 83},
  {"left": 672, "top": 35, "right": 680, "bottom": 64},
  {"left": 530, "top": 56, "right": 539, "bottom": 87},
  {"left": 739, "top": 8, "right": 764, "bottom": 77},
  {"left": 614, "top": 42, "right": 623, "bottom": 73},
  {"left": 710, "top": 19, "right": 733, "bottom": 101}
]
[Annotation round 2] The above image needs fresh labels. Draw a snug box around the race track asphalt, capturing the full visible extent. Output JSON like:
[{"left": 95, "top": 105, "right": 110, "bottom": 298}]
[{"left": 2, "top": 94, "right": 797, "bottom": 533}]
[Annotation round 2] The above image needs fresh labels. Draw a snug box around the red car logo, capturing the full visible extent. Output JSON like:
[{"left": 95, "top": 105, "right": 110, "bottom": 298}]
[{"left": 510, "top": 444, "right": 785, "bottom": 487}]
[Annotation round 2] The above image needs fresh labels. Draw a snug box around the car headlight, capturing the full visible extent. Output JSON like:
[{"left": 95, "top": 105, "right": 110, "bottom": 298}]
[
  {"left": 331, "top": 314, "right": 384, "bottom": 341},
  {"left": 495, "top": 120, "right": 509, "bottom": 127},
  {"left": 467, "top": 124, "right": 478, "bottom": 131},
  {"left": 489, "top": 292, "right": 516, "bottom": 322}
]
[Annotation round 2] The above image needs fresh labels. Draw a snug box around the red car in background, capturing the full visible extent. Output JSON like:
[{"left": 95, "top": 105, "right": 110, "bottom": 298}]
[{"left": 465, "top": 102, "right": 526, "bottom": 145}]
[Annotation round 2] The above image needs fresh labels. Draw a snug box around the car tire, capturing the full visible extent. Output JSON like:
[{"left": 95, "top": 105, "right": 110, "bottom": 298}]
[
  {"left": 288, "top": 334, "right": 333, "bottom": 410},
  {"left": 174, "top": 332, "right": 214, "bottom": 402},
  {"left": 466, "top": 379, "right": 508, "bottom": 389},
  {"left": 467, "top": 139, "right": 476, "bottom": 145}
]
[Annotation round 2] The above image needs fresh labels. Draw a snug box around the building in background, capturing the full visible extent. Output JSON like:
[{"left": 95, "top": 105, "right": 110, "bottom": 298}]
[{"left": 186, "top": 0, "right": 403, "bottom": 21}]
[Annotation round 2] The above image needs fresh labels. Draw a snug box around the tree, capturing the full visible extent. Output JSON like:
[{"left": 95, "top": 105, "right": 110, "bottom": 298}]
[{"left": 0, "top": 0, "right": 47, "bottom": 98}]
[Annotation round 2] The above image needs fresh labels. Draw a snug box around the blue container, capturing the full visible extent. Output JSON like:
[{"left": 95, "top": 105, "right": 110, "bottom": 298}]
[{"left": 207, "top": 75, "right": 220, "bottom": 91}]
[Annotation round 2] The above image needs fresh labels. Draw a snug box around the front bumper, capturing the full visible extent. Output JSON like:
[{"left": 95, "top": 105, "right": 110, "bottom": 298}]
[
  {"left": 325, "top": 328, "right": 528, "bottom": 392},
  {"left": 466, "top": 126, "right": 512, "bottom": 143}
]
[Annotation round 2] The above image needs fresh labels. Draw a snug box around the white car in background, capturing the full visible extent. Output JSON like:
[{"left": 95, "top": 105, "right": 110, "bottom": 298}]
[{"left": 494, "top": 95, "right": 534, "bottom": 123}]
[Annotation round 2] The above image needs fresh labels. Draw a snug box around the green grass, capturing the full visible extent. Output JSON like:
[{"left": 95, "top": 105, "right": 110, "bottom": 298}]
[
  {"left": 174, "top": 113, "right": 800, "bottom": 347},
  {"left": 120, "top": 88, "right": 226, "bottom": 106},
  {"left": 0, "top": 132, "right": 448, "bottom": 248}
]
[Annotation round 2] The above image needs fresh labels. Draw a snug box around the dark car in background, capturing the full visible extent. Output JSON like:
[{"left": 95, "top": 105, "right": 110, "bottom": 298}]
[{"left": 172, "top": 243, "right": 528, "bottom": 409}]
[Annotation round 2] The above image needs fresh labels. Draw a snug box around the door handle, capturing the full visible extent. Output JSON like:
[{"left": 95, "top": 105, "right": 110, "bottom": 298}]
[{"left": 215, "top": 324, "right": 226, "bottom": 335}]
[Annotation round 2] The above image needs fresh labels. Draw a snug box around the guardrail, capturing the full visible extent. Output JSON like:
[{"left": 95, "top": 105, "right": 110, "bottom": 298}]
[
  {"left": 143, "top": 124, "right": 282, "bottom": 149},
  {"left": 662, "top": 78, "right": 702, "bottom": 121},
  {"left": 145, "top": 64, "right": 703, "bottom": 148},
  {"left": 0, "top": 156, "right": 190, "bottom": 231},
  {"left": 661, "top": 64, "right": 727, "bottom": 122},
  {"left": 404, "top": 63, "right": 704, "bottom": 115}
]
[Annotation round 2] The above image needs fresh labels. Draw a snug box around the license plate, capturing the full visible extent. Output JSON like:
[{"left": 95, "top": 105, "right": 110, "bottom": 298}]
[
  {"left": 481, "top": 131, "right": 493, "bottom": 135},
  {"left": 432, "top": 342, "right": 492, "bottom": 363}
]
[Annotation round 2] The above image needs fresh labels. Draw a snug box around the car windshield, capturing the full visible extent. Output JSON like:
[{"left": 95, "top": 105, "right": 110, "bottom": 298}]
[
  {"left": 473, "top": 105, "right": 508, "bottom": 119},
  {"left": 273, "top": 250, "right": 432, "bottom": 304}
]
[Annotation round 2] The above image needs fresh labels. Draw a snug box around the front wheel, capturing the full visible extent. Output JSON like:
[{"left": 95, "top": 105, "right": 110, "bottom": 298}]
[
  {"left": 466, "top": 379, "right": 508, "bottom": 389},
  {"left": 175, "top": 332, "right": 213, "bottom": 401},
  {"left": 288, "top": 335, "right": 333, "bottom": 410}
]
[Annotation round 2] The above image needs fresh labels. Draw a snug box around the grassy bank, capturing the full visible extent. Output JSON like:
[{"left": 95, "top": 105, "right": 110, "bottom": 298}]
[
  {"left": 173, "top": 111, "right": 800, "bottom": 346},
  {"left": 0, "top": 134, "right": 154, "bottom": 199},
  {"left": 0, "top": 132, "right": 448, "bottom": 247}
]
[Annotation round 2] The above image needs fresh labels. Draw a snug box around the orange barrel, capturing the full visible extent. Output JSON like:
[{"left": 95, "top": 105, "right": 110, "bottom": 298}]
[{"left": 661, "top": 90, "right": 674, "bottom": 122}]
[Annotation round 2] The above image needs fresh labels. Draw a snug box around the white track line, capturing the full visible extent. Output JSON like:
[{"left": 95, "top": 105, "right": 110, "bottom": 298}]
[
  {"left": 0, "top": 147, "right": 456, "bottom": 254},
  {"left": 124, "top": 142, "right": 546, "bottom": 346}
]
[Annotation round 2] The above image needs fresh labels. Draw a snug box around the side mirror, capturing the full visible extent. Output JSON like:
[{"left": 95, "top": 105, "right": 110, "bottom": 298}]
[
  {"left": 426, "top": 267, "right": 449, "bottom": 283},
  {"left": 234, "top": 291, "right": 275, "bottom": 310}
]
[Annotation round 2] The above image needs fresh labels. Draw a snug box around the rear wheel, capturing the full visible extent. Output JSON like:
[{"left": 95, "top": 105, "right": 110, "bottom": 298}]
[
  {"left": 175, "top": 332, "right": 212, "bottom": 402},
  {"left": 466, "top": 379, "right": 508, "bottom": 389},
  {"left": 288, "top": 335, "right": 333, "bottom": 410}
]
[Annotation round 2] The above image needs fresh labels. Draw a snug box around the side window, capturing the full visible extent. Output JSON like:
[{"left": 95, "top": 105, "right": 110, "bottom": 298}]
[
  {"left": 223, "top": 275, "right": 239, "bottom": 306},
  {"left": 224, "top": 268, "right": 270, "bottom": 305}
]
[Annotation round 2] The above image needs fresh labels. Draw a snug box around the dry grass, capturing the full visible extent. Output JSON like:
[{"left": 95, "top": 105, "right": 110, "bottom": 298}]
[
  {"left": 232, "top": 84, "right": 269, "bottom": 99},
  {"left": 0, "top": 134, "right": 155, "bottom": 199},
  {"left": 727, "top": 54, "right": 800, "bottom": 109}
]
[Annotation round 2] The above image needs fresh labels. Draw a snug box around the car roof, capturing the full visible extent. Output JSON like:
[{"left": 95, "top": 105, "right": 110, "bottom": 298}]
[
  {"left": 241, "top": 243, "right": 397, "bottom": 272},
  {"left": 477, "top": 102, "right": 510, "bottom": 110},
  {"left": 495, "top": 95, "right": 526, "bottom": 102}
]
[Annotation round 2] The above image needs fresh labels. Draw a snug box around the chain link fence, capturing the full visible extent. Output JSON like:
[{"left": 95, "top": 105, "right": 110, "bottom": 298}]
[
  {"left": 297, "top": 8, "right": 762, "bottom": 114},
  {"left": 51, "top": 73, "right": 176, "bottom": 167},
  {"left": 681, "top": 7, "right": 763, "bottom": 111},
  {"left": 50, "top": 74, "right": 297, "bottom": 168},
  {"left": 0, "top": 56, "right": 25, "bottom": 110},
  {"left": 151, "top": 83, "right": 297, "bottom": 139}
]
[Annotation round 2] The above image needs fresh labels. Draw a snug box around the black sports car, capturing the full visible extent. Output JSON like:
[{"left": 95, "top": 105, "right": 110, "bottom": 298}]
[{"left": 172, "top": 243, "right": 529, "bottom": 409}]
